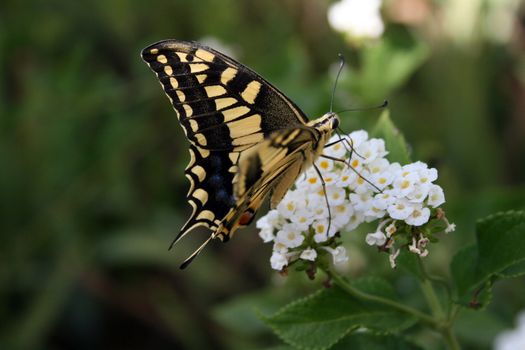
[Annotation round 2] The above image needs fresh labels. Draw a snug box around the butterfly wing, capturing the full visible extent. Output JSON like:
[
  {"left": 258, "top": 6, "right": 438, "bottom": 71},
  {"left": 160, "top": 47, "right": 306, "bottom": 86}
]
[
  {"left": 141, "top": 40, "right": 309, "bottom": 243},
  {"left": 215, "top": 127, "right": 319, "bottom": 240}
]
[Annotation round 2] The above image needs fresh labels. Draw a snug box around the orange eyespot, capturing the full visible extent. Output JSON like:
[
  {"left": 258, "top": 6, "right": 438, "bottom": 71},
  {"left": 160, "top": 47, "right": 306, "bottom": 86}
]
[{"left": 239, "top": 210, "right": 255, "bottom": 226}]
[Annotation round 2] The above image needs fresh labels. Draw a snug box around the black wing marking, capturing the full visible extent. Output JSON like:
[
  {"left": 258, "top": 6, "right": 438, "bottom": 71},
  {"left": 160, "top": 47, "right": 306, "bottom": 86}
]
[
  {"left": 141, "top": 40, "right": 308, "bottom": 151},
  {"left": 141, "top": 40, "right": 310, "bottom": 243}
]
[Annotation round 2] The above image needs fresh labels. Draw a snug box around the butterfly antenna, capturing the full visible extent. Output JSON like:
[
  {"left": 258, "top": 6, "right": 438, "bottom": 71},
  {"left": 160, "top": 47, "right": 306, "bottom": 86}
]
[
  {"left": 179, "top": 234, "right": 214, "bottom": 269},
  {"left": 330, "top": 54, "right": 346, "bottom": 113},
  {"left": 336, "top": 100, "right": 388, "bottom": 115}
]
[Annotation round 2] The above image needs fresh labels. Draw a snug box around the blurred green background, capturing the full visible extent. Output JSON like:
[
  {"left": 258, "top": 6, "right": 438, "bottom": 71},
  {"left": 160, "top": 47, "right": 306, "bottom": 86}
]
[{"left": 1, "top": 0, "right": 524, "bottom": 349}]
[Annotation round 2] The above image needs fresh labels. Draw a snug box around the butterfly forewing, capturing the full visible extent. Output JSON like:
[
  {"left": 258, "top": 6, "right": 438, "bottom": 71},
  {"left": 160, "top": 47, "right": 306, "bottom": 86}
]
[{"left": 141, "top": 40, "right": 311, "bottom": 243}]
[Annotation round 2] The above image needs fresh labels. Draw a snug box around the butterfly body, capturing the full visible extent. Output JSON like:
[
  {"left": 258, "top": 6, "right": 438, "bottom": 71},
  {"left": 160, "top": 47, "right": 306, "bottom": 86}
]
[{"left": 141, "top": 40, "right": 339, "bottom": 267}]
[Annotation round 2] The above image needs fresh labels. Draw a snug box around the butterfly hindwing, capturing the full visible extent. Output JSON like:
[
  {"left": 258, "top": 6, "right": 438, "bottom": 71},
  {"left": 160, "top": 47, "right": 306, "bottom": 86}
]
[
  {"left": 217, "top": 128, "right": 318, "bottom": 239},
  {"left": 176, "top": 145, "right": 236, "bottom": 243}
]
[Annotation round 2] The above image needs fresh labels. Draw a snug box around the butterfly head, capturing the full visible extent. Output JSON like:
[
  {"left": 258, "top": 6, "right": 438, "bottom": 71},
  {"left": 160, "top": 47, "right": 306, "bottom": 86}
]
[{"left": 308, "top": 112, "right": 340, "bottom": 133}]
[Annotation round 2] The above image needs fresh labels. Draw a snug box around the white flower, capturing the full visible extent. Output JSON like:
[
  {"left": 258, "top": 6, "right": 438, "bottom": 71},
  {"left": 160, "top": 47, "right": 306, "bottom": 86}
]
[
  {"left": 365, "top": 196, "right": 389, "bottom": 218},
  {"left": 374, "top": 190, "right": 397, "bottom": 207},
  {"left": 349, "top": 192, "right": 373, "bottom": 211},
  {"left": 408, "top": 235, "right": 430, "bottom": 257},
  {"left": 371, "top": 170, "right": 395, "bottom": 190},
  {"left": 333, "top": 201, "right": 353, "bottom": 227},
  {"left": 328, "top": 0, "right": 384, "bottom": 40},
  {"left": 365, "top": 231, "right": 387, "bottom": 246},
  {"left": 259, "top": 228, "right": 274, "bottom": 243},
  {"left": 427, "top": 184, "right": 445, "bottom": 207},
  {"left": 352, "top": 170, "right": 374, "bottom": 194},
  {"left": 392, "top": 171, "right": 419, "bottom": 197},
  {"left": 317, "top": 158, "right": 335, "bottom": 173},
  {"left": 344, "top": 211, "right": 365, "bottom": 231},
  {"left": 277, "top": 193, "right": 300, "bottom": 219},
  {"left": 256, "top": 209, "right": 281, "bottom": 230},
  {"left": 336, "top": 170, "right": 357, "bottom": 187},
  {"left": 290, "top": 208, "right": 314, "bottom": 231},
  {"left": 445, "top": 223, "right": 456, "bottom": 233},
  {"left": 387, "top": 199, "right": 415, "bottom": 220},
  {"left": 275, "top": 224, "right": 305, "bottom": 248},
  {"left": 407, "top": 185, "right": 430, "bottom": 203},
  {"left": 349, "top": 130, "right": 369, "bottom": 148},
  {"left": 385, "top": 222, "right": 396, "bottom": 237},
  {"left": 272, "top": 241, "right": 289, "bottom": 254},
  {"left": 402, "top": 161, "right": 428, "bottom": 172},
  {"left": 389, "top": 248, "right": 400, "bottom": 268},
  {"left": 300, "top": 248, "right": 318, "bottom": 261},
  {"left": 325, "top": 135, "right": 348, "bottom": 158},
  {"left": 324, "top": 246, "right": 349, "bottom": 264},
  {"left": 270, "top": 252, "right": 288, "bottom": 270},
  {"left": 312, "top": 220, "right": 337, "bottom": 242},
  {"left": 408, "top": 237, "right": 422, "bottom": 255},
  {"left": 418, "top": 167, "right": 438, "bottom": 186},
  {"left": 405, "top": 206, "right": 430, "bottom": 226},
  {"left": 357, "top": 138, "right": 387, "bottom": 164},
  {"left": 368, "top": 158, "right": 390, "bottom": 174},
  {"left": 495, "top": 311, "right": 525, "bottom": 350},
  {"left": 326, "top": 185, "right": 347, "bottom": 205},
  {"left": 299, "top": 170, "right": 322, "bottom": 190}
]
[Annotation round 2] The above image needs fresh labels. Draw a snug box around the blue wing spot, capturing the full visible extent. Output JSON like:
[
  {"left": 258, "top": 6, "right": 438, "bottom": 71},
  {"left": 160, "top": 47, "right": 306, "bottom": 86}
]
[{"left": 209, "top": 174, "right": 223, "bottom": 186}]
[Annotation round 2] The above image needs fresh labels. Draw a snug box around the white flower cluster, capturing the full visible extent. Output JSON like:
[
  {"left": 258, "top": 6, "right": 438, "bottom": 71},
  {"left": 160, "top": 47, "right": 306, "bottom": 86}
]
[
  {"left": 327, "top": 0, "right": 384, "bottom": 41},
  {"left": 257, "top": 130, "right": 451, "bottom": 271}
]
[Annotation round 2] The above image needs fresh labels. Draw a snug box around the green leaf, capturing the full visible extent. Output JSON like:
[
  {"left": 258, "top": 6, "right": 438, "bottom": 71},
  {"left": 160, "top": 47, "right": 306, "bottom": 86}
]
[
  {"left": 331, "top": 333, "right": 423, "bottom": 350},
  {"left": 451, "top": 211, "right": 525, "bottom": 307},
  {"left": 261, "top": 277, "right": 416, "bottom": 350},
  {"left": 372, "top": 110, "right": 411, "bottom": 164},
  {"left": 396, "top": 250, "right": 424, "bottom": 280},
  {"left": 212, "top": 288, "right": 295, "bottom": 336},
  {"left": 351, "top": 27, "right": 429, "bottom": 103},
  {"left": 453, "top": 310, "right": 507, "bottom": 347}
]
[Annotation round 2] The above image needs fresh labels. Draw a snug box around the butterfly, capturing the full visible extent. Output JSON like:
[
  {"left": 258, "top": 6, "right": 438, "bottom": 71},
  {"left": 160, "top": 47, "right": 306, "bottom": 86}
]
[{"left": 141, "top": 40, "right": 340, "bottom": 268}]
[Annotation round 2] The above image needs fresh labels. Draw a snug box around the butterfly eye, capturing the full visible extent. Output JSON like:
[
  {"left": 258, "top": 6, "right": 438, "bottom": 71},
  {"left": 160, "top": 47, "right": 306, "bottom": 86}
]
[{"left": 331, "top": 117, "right": 339, "bottom": 130}]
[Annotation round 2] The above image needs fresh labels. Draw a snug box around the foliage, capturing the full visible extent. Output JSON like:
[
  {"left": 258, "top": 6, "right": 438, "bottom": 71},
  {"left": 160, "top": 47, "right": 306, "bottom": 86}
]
[{"left": 252, "top": 114, "right": 525, "bottom": 350}]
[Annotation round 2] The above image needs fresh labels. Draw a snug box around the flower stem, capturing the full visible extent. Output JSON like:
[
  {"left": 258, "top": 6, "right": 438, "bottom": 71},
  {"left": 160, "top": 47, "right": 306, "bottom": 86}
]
[
  {"left": 420, "top": 278, "right": 445, "bottom": 320},
  {"left": 417, "top": 258, "right": 461, "bottom": 350},
  {"left": 325, "top": 266, "right": 438, "bottom": 328},
  {"left": 443, "top": 325, "right": 461, "bottom": 350}
]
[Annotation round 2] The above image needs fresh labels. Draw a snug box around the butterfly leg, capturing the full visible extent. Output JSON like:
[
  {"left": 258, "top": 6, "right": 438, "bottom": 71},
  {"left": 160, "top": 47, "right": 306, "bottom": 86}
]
[
  {"left": 320, "top": 154, "right": 382, "bottom": 193},
  {"left": 312, "top": 163, "right": 332, "bottom": 237}
]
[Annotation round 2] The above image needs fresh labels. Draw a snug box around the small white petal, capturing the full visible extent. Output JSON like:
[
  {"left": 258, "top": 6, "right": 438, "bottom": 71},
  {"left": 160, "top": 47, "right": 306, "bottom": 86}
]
[
  {"left": 259, "top": 228, "right": 274, "bottom": 243},
  {"left": 270, "top": 252, "right": 288, "bottom": 270},
  {"left": 387, "top": 199, "right": 415, "bottom": 220},
  {"left": 389, "top": 248, "right": 400, "bottom": 268},
  {"left": 445, "top": 223, "right": 456, "bottom": 233},
  {"left": 300, "top": 248, "right": 318, "bottom": 261},
  {"left": 275, "top": 225, "right": 305, "bottom": 248},
  {"left": 365, "top": 231, "right": 387, "bottom": 246},
  {"left": 324, "top": 246, "right": 349, "bottom": 264},
  {"left": 405, "top": 206, "right": 430, "bottom": 226},
  {"left": 427, "top": 184, "right": 445, "bottom": 207}
]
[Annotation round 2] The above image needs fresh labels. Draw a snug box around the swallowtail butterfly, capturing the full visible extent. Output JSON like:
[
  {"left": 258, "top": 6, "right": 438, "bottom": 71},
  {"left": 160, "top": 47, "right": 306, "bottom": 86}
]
[{"left": 141, "top": 40, "right": 340, "bottom": 268}]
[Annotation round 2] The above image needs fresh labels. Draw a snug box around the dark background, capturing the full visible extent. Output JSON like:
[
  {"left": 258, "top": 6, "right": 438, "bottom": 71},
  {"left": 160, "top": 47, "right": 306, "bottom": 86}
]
[{"left": 1, "top": 0, "right": 524, "bottom": 349}]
